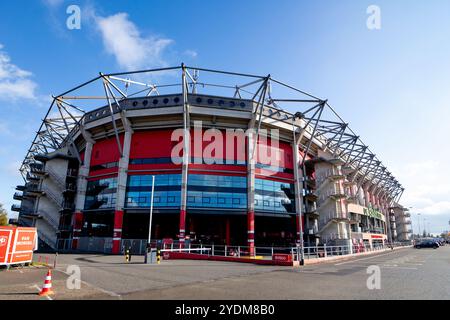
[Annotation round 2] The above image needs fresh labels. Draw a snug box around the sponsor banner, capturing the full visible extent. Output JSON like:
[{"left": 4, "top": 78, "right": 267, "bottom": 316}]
[
  {"left": 272, "top": 254, "right": 292, "bottom": 262},
  {"left": 363, "top": 207, "right": 385, "bottom": 222},
  {"left": 0, "top": 229, "right": 12, "bottom": 265},
  {"left": 14, "top": 229, "right": 37, "bottom": 252},
  {"left": 0, "top": 227, "right": 37, "bottom": 265},
  {"left": 10, "top": 252, "right": 33, "bottom": 264}
]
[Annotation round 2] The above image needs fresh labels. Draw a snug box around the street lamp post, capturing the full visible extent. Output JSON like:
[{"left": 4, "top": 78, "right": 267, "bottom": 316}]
[
  {"left": 417, "top": 213, "right": 421, "bottom": 239},
  {"left": 408, "top": 207, "right": 416, "bottom": 240},
  {"left": 144, "top": 175, "right": 156, "bottom": 264},
  {"left": 424, "top": 218, "right": 428, "bottom": 237}
]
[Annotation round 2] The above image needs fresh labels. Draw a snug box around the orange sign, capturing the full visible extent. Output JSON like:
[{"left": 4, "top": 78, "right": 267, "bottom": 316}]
[
  {"left": 0, "top": 229, "right": 13, "bottom": 265},
  {"left": 0, "top": 226, "right": 37, "bottom": 266}
]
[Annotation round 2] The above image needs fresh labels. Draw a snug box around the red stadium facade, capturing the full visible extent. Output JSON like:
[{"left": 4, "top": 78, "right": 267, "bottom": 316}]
[{"left": 11, "top": 65, "right": 411, "bottom": 256}]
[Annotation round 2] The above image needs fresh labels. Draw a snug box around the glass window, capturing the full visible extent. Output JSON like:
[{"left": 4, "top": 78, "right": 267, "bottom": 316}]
[
  {"left": 84, "top": 177, "right": 118, "bottom": 210},
  {"left": 254, "top": 178, "right": 295, "bottom": 214},
  {"left": 186, "top": 174, "right": 247, "bottom": 210},
  {"left": 125, "top": 174, "right": 181, "bottom": 208}
]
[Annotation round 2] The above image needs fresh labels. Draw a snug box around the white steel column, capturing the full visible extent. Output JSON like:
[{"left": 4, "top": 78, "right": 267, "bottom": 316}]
[
  {"left": 179, "top": 63, "right": 190, "bottom": 246},
  {"left": 247, "top": 129, "right": 256, "bottom": 256},
  {"left": 112, "top": 121, "right": 133, "bottom": 254},
  {"left": 72, "top": 136, "right": 94, "bottom": 250}
]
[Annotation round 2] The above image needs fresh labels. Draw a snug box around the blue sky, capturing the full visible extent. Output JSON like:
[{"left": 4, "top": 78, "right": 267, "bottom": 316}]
[{"left": 0, "top": 0, "right": 449, "bottom": 234}]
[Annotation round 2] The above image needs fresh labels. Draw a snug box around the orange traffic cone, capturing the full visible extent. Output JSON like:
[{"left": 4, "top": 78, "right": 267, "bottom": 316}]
[{"left": 39, "top": 269, "right": 54, "bottom": 296}]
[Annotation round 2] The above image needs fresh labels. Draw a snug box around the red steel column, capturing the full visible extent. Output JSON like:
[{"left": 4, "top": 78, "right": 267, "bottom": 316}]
[
  {"left": 179, "top": 209, "right": 187, "bottom": 246},
  {"left": 225, "top": 217, "right": 231, "bottom": 246},
  {"left": 112, "top": 210, "right": 124, "bottom": 253},
  {"left": 72, "top": 212, "right": 83, "bottom": 250}
]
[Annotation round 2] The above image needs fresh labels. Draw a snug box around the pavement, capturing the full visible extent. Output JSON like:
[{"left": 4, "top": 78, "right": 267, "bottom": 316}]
[{"left": 0, "top": 246, "right": 449, "bottom": 300}]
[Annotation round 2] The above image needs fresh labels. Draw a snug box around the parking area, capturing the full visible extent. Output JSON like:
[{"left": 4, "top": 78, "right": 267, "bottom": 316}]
[{"left": 0, "top": 246, "right": 448, "bottom": 300}]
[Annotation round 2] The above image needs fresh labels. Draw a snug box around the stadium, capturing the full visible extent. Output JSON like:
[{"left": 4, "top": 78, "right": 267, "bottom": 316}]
[{"left": 11, "top": 64, "right": 412, "bottom": 255}]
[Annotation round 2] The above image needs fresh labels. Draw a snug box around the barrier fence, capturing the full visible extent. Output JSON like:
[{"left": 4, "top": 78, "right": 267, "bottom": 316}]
[
  {"left": 119, "top": 239, "right": 411, "bottom": 261},
  {"left": 54, "top": 237, "right": 411, "bottom": 261}
]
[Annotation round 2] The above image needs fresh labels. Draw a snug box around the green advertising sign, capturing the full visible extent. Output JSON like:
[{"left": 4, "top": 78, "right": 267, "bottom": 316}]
[{"left": 363, "top": 207, "right": 384, "bottom": 221}]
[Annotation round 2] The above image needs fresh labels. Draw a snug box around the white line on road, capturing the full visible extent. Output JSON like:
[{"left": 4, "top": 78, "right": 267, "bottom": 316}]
[
  {"left": 56, "top": 266, "right": 122, "bottom": 300},
  {"left": 33, "top": 284, "right": 52, "bottom": 300},
  {"left": 334, "top": 250, "right": 405, "bottom": 266},
  {"left": 381, "top": 266, "right": 418, "bottom": 270}
]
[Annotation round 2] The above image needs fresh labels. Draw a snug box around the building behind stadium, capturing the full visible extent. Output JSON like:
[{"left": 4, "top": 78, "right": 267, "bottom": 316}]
[{"left": 11, "top": 65, "right": 412, "bottom": 254}]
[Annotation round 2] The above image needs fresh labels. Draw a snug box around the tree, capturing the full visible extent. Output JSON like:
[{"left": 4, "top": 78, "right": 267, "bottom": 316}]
[{"left": 0, "top": 203, "right": 7, "bottom": 226}]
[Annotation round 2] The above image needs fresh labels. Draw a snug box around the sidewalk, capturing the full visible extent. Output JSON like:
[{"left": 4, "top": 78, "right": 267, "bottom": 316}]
[{"left": 303, "top": 245, "right": 412, "bottom": 265}]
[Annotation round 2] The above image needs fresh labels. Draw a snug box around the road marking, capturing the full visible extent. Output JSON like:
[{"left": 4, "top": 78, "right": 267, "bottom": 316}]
[
  {"left": 334, "top": 250, "right": 407, "bottom": 266},
  {"left": 381, "top": 266, "right": 418, "bottom": 270},
  {"left": 56, "top": 266, "right": 122, "bottom": 300},
  {"left": 33, "top": 284, "right": 52, "bottom": 300}
]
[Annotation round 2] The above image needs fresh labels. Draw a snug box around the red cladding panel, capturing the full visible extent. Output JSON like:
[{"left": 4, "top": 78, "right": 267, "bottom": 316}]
[
  {"left": 191, "top": 128, "right": 248, "bottom": 163},
  {"left": 90, "top": 135, "right": 124, "bottom": 166},
  {"left": 73, "top": 212, "right": 83, "bottom": 229},
  {"left": 256, "top": 138, "right": 293, "bottom": 170},
  {"left": 130, "top": 130, "right": 178, "bottom": 159}
]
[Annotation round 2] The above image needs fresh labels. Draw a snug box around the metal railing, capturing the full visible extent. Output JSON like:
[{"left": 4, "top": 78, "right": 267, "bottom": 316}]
[
  {"left": 67, "top": 168, "right": 78, "bottom": 177},
  {"left": 319, "top": 212, "right": 348, "bottom": 230},
  {"left": 37, "top": 209, "right": 59, "bottom": 230},
  {"left": 36, "top": 229, "right": 57, "bottom": 250},
  {"left": 118, "top": 239, "right": 409, "bottom": 260},
  {"left": 11, "top": 204, "right": 21, "bottom": 211},
  {"left": 13, "top": 192, "right": 24, "bottom": 200},
  {"left": 41, "top": 184, "right": 63, "bottom": 208},
  {"left": 316, "top": 168, "right": 344, "bottom": 188},
  {"left": 46, "top": 166, "right": 66, "bottom": 190},
  {"left": 25, "top": 182, "right": 41, "bottom": 193},
  {"left": 56, "top": 238, "right": 74, "bottom": 251}
]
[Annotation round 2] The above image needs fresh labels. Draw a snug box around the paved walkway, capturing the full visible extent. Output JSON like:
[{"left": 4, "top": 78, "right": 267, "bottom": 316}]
[{"left": 1, "top": 246, "right": 448, "bottom": 299}]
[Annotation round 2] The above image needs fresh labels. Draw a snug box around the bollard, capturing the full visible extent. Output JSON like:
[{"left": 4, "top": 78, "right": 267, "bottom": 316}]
[
  {"left": 53, "top": 253, "right": 58, "bottom": 269},
  {"left": 45, "top": 257, "right": 49, "bottom": 265},
  {"left": 125, "top": 249, "right": 130, "bottom": 263},
  {"left": 157, "top": 249, "right": 161, "bottom": 264}
]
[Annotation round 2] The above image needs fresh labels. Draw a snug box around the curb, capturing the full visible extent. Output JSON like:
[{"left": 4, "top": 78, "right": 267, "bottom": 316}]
[{"left": 303, "top": 246, "right": 412, "bottom": 265}]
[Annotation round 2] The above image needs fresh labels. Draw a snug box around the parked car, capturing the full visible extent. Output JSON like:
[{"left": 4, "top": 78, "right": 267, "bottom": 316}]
[{"left": 414, "top": 239, "right": 439, "bottom": 249}]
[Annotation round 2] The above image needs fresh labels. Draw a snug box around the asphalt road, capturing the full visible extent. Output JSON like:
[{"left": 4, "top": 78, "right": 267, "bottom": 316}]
[{"left": 1, "top": 246, "right": 448, "bottom": 300}]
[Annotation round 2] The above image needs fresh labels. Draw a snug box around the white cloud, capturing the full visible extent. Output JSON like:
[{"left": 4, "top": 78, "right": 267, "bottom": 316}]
[
  {"left": 184, "top": 49, "right": 198, "bottom": 59},
  {"left": 0, "top": 44, "right": 37, "bottom": 101},
  {"left": 42, "top": 0, "right": 64, "bottom": 8},
  {"left": 420, "top": 201, "right": 450, "bottom": 216},
  {"left": 94, "top": 13, "right": 173, "bottom": 71},
  {"left": 6, "top": 161, "right": 21, "bottom": 176},
  {"left": 395, "top": 160, "right": 450, "bottom": 229},
  {"left": 0, "top": 121, "right": 12, "bottom": 136}
]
